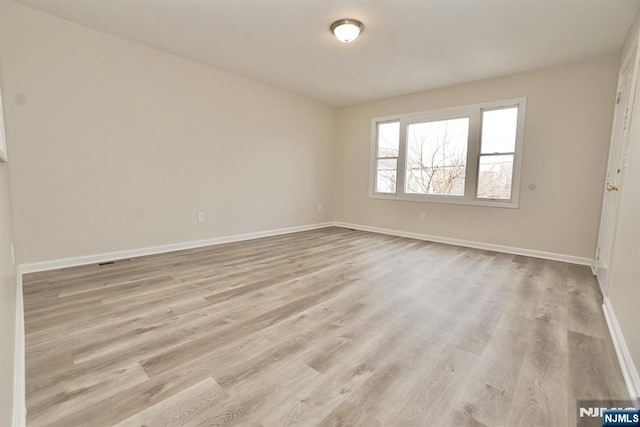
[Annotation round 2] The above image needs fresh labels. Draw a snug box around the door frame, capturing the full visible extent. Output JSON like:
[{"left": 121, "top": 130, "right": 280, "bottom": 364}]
[{"left": 595, "top": 35, "right": 640, "bottom": 296}]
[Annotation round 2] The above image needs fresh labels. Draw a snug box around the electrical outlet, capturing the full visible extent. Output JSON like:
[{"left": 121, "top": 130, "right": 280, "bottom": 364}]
[
  {"left": 419, "top": 211, "right": 426, "bottom": 220},
  {"left": 197, "top": 212, "right": 205, "bottom": 223},
  {"left": 10, "top": 245, "right": 14, "bottom": 265},
  {"left": 317, "top": 204, "right": 323, "bottom": 211}
]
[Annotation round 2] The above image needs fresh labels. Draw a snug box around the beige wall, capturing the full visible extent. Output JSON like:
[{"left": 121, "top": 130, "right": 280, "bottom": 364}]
[
  {"left": 334, "top": 56, "right": 619, "bottom": 258},
  {"left": 622, "top": 11, "right": 640, "bottom": 65},
  {"left": 0, "top": 0, "right": 336, "bottom": 264},
  {"left": 0, "top": 4, "right": 18, "bottom": 421},
  {"left": 0, "top": 162, "right": 16, "bottom": 425},
  {"left": 0, "top": 30, "right": 17, "bottom": 421},
  {"left": 608, "top": 9, "right": 640, "bottom": 395}
]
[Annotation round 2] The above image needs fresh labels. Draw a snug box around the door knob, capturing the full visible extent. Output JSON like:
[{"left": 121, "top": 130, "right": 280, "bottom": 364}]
[{"left": 607, "top": 183, "right": 619, "bottom": 192}]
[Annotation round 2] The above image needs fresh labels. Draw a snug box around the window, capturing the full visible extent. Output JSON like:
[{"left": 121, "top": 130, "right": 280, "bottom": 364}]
[
  {"left": 374, "top": 121, "right": 400, "bottom": 193},
  {"left": 405, "top": 117, "right": 469, "bottom": 196},
  {"left": 370, "top": 98, "right": 526, "bottom": 208}
]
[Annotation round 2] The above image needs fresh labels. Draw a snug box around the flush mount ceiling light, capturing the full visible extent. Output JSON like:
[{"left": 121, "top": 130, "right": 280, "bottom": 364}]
[{"left": 330, "top": 18, "right": 364, "bottom": 43}]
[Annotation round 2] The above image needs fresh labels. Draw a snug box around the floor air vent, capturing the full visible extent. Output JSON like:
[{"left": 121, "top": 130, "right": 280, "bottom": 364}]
[{"left": 97, "top": 261, "right": 116, "bottom": 266}]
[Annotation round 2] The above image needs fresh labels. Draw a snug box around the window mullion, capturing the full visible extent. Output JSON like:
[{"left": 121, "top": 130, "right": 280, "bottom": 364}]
[
  {"left": 397, "top": 118, "right": 408, "bottom": 197},
  {"left": 465, "top": 110, "right": 482, "bottom": 201},
  {"left": 370, "top": 120, "right": 379, "bottom": 195}
]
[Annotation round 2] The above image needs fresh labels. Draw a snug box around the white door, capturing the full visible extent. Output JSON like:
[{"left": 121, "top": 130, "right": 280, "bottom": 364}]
[{"left": 595, "top": 39, "right": 640, "bottom": 294}]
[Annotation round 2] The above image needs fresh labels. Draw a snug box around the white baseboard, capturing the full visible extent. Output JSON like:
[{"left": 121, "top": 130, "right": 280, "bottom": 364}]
[
  {"left": 12, "top": 273, "right": 25, "bottom": 427},
  {"left": 19, "top": 221, "right": 595, "bottom": 275},
  {"left": 19, "top": 222, "right": 334, "bottom": 274},
  {"left": 603, "top": 297, "right": 640, "bottom": 401},
  {"left": 333, "top": 222, "right": 593, "bottom": 266}
]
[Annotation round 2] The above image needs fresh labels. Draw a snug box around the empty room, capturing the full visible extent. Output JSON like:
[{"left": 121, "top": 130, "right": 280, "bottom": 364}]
[{"left": 1, "top": 0, "right": 640, "bottom": 426}]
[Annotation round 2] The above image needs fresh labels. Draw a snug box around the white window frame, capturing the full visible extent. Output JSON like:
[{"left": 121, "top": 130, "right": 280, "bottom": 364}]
[{"left": 369, "top": 97, "right": 527, "bottom": 208}]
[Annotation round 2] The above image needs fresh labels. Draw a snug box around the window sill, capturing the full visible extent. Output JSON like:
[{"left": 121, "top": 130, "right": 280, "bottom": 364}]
[{"left": 368, "top": 192, "right": 519, "bottom": 208}]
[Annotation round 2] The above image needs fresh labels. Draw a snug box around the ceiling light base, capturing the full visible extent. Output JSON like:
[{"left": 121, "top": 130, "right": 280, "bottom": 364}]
[{"left": 330, "top": 18, "right": 364, "bottom": 43}]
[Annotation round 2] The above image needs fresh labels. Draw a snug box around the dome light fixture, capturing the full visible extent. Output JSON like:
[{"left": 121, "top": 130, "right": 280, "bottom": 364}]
[{"left": 330, "top": 18, "right": 364, "bottom": 43}]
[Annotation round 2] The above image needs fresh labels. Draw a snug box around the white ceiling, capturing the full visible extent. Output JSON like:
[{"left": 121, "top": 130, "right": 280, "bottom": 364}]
[{"left": 12, "top": 0, "right": 640, "bottom": 106}]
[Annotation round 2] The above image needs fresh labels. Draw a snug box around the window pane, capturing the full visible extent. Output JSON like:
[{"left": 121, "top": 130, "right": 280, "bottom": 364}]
[
  {"left": 376, "top": 158, "right": 397, "bottom": 193},
  {"left": 405, "top": 117, "right": 469, "bottom": 196},
  {"left": 377, "top": 122, "right": 400, "bottom": 158},
  {"left": 477, "top": 155, "right": 514, "bottom": 200},
  {"left": 481, "top": 107, "right": 518, "bottom": 153}
]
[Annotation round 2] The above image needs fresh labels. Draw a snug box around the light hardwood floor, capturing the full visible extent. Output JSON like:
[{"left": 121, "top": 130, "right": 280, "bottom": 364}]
[{"left": 23, "top": 227, "right": 628, "bottom": 426}]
